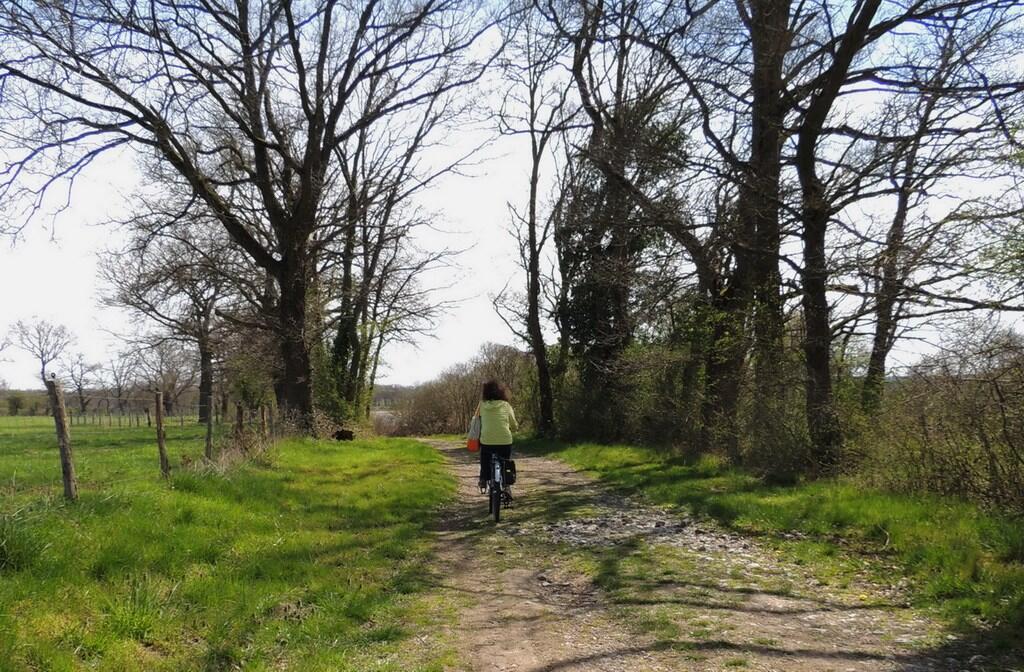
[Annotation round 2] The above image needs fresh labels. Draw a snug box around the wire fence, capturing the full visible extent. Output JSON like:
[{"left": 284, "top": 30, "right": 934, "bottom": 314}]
[
  {"left": 0, "top": 406, "right": 284, "bottom": 442},
  {"left": 2, "top": 395, "right": 244, "bottom": 430},
  {"left": 2, "top": 382, "right": 284, "bottom": 503}
]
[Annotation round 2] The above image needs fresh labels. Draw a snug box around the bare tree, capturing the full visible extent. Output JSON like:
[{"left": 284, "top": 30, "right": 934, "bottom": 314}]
[
  {"left": 0, "top": 338, "right": 8, "bottom": 394},
  {"left": 105, "top": 352, "right": 139, "bottom": 414},
  {"left": 61, "top": 352, "right": 101, "bottom": 414},
  {"left": 563, "top": 0, "right": 795, "bottom": 460},
  {"left": 495, "top": 5, "right": 576, "bottom": 437},
  {"left": 535, "top": 0, "right": 1024, "bottom": 473},
  {"left": 826, "top": 12, "right": 1024, "bottom": 413},
  {"left": 605, "top": 0, "right": 1024, "bottom": 469},
  {"left": 359, "top": 239, "right": 454, "bottom": 417},
  {"left": 0, "top": 1, "right": 499, "bottom": 427},
  {"left": 138, "top": 340, "right": 199, "bottom": 416},
  {"left": 782, "top": 0, "right": 1024, "bottom": 469},
  {"left": 323, "top": 72, "right": 474, "bottom": 421},
  {"left": 9, "top": 319, "right": 74, "bottom": 387},
  {"left": 102, "top": 219, "right": 230, "bottom": 423}
]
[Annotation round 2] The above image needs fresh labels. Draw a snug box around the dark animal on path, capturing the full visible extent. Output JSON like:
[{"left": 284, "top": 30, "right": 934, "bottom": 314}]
[{"left": 333, "top": 429, "right": 355, "bottom": 441}]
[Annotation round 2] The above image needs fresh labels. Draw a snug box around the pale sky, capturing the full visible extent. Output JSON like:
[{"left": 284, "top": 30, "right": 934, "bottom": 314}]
[
  {"left": 1, "top": 131, "right": 1017, "bottom": 391},
  {"left": 2, "top": 84, "right": 1019, "bottom": 392},
  {"left": 0, "top": 126, "right": 534, "bottom": 391}
]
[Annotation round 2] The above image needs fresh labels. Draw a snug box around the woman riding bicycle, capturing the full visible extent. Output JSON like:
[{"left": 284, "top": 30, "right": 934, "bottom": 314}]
[{"left": 475, "top": 379, "right": 518, "bottom": 491}]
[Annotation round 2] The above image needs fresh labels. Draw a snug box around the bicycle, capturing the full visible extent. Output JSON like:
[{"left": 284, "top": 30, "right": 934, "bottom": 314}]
[{"left": 485, "top": 453, "right": 515, "bottom": 522}]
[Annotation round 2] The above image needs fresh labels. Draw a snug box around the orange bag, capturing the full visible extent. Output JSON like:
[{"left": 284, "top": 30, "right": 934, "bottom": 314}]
[{"left": 467, "top": 415, "right": 481, "bottom": 452}]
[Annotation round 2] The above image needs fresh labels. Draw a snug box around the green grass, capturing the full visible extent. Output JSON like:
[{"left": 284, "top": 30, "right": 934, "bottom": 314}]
[
  {"left": 519, "top": 439, "right": 1024, "bottom": 649},
  {"left": 0, "top": 417, "right": 456, "bottom": 671}
]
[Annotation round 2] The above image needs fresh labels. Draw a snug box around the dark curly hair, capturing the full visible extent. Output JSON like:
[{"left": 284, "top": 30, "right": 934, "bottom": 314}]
[{"left": 481, "top": 379, "right": 509, "bottom": 402}]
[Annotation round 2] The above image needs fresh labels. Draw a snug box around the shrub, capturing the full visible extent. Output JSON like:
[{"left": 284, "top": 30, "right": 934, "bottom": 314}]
[
  {"left": 392, "top": 343, "right": 535, "bottom": 435},
  {"left": 6, "top": 393, "right": 25, "bottom": 416},
  {"left": 858, "top": 326, "right": 1024, "bottom": 512},
  {"left": 103, "top": 574, "right": 165, "bottom": 642},
  {"left": 0, "top": 512, "right": 45, "bottom": 572}
]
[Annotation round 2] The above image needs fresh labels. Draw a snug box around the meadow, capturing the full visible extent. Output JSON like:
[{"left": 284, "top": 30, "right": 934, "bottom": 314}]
[
  {"left": 519, "top": 439, "right": 1024, "bottom": 650},
  {"left": 0, "top": 417, "right": 456, "bottom": 671}
]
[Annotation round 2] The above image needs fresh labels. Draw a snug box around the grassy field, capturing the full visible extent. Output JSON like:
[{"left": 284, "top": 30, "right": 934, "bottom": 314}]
[
  {"left": 519, "top": 439, "right": 1024, "bottom": 650},
  {"left": 0, "top": 417, "right": 456, "bottom": 671}
]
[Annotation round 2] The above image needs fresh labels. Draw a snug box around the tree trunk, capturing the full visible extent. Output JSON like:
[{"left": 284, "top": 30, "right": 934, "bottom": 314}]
[
  {"left": 744, "top": 0, "right": 790, "bottom": 464},
  {"left": 862, "top": 139, "right": 925, "bottom": 413},
  {"left": 801, "top": 192, "right": 843, "bottom": 471},
  {"left": 529, "top": 325, "right": 556, "bottom": 438},
  {"left": 198, "top": 338, "right": 214, "bottom": 424},
  {"left": 155, "top": 392, "right": 170, "bottom": 479},
  {"left": 205, "top": 387, "right": 214, "bottom": 460},
  {"left": 792, "top": 0, "right": 882, "bottom": 471},
  {"left": 700, "top": 304, "right": 747, "bottom": 462},
  {"left": 699, "top": 217, "right": 753, "bottom": 462},
  {"left": 329, "top": 195, "right": 360, "bottom": 420},
  {"left": 363, "top": 333, "right": 387, "bottom": 420},
  {"left": 862, "top": 269, "right": 900, "bottom": 414},
  {"left": 527, "top": 137, "right": 555, "bottom": 437},
  {"left": 40, "top": 366, "right": 53, "bottom": 415},
  {"left": 45, "top": 379, "right": 78, "bottom": 501},
  {"left": 343, "top": 326, "right": 363, "bottom": 410},
  {"left": 235, "top": 402, "right": 245, "bottom": 439},
  {"left": 277, "top": 258, "right": 314, "bottom": 428}
]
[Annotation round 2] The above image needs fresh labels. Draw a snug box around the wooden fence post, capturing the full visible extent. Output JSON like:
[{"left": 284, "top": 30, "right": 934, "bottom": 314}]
[
  {"left": 203, "top": 407, "right": 214, "bottom": 458},
  {"left": 155, "top": 392, "right": 170, "bottom": 478},
  {"left": 204, "top": 390, "right": 214, "bottom": 461},
  {"left": 145, "top": 407, "right": 151, "bottom": 427},
  {"left": 259, "top": 406, "right": 268, "bottom": 441},
  {"left": 44, "top": 378, "right": 78, "bottom": 502}
]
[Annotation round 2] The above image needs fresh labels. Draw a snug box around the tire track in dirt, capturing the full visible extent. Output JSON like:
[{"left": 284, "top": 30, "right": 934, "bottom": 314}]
[{"left": 423, "top": 438, "right": 678, "bottom": 672}]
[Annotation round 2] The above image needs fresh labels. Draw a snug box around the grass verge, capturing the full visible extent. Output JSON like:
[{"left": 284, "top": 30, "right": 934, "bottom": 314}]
[
  {"left": 0, "top": 417, "right": 455, "bottom": 671},
  {"left": 518, "top": 438, "right": 1024, "bottom": 651}
]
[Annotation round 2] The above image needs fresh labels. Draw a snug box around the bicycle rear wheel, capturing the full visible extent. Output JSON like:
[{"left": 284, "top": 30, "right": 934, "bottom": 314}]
[{"left": 490, "top": 486, "right": 501, "bottom": 522}]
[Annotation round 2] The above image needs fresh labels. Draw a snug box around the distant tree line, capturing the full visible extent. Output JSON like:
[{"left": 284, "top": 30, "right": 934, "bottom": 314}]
[
  {"left": 388, "top": 344, "right": 535, "bottom": 436},
  {"left": 2, "top": 318, "right": 227, "bottom": 418}
]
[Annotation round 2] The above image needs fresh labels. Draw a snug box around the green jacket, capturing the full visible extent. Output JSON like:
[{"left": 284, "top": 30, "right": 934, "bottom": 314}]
[{"left": 477, "top": 400, "right": 518, "bottom": 445}]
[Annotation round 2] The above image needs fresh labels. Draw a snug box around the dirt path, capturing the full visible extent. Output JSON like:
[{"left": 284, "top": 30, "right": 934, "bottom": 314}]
[{"left": 421, "top": 439, "right": 1003, "bottom": 672}]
